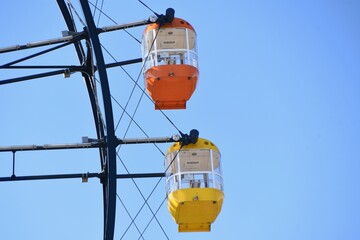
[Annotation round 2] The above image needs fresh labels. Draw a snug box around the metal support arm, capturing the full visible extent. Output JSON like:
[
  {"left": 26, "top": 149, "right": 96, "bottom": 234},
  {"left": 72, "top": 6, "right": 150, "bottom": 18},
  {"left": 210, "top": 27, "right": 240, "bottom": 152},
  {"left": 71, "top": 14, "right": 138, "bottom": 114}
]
[{"left": 0, "top": 172, "right": 165, "bottom": 182}]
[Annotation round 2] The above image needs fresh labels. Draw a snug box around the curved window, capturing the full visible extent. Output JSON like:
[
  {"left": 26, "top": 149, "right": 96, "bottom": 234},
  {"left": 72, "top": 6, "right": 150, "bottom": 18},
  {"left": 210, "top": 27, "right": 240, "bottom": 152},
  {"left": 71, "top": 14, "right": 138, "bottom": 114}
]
[
  {"left": 165, "top": 149, "right": 223, "bottom": 195},
  {"left": 142, "top": 28, "right": 198, "bottom": 72}
]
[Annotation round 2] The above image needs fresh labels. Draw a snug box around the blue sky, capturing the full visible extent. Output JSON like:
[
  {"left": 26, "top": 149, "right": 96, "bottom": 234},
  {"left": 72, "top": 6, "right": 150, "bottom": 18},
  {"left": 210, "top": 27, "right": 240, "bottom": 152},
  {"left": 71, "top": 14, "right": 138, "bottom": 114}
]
[{"left": 1, "top": 1, "right": 360, "bottom": 240}]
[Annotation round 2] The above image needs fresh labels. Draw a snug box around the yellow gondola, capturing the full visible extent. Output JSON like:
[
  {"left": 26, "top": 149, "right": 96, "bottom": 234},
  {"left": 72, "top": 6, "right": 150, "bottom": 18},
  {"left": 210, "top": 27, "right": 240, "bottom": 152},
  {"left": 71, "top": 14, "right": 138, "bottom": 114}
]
[{"left": 165, "top": 138, "right": 224, "bottom": 232}]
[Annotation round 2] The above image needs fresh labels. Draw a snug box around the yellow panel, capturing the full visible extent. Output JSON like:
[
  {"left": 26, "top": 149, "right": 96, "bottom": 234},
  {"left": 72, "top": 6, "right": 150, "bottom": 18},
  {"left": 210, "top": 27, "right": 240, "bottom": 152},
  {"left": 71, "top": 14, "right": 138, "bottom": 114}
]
[
  {"left": 167, "top": 138, "right": 220, "bottom": 153},
  {"left": 179, "top": 223, "right": 210, "bottom": 232},
  {"left": 167, "top": 188, "right": 224, "bottom": 232}
]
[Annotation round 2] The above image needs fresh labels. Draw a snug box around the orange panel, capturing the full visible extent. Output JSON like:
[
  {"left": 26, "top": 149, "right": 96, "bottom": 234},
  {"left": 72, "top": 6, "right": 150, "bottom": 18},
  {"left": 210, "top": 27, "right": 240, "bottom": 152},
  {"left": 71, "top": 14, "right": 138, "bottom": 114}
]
[{"left": 145, "top": 65, "right": 199, "bottom": 110}]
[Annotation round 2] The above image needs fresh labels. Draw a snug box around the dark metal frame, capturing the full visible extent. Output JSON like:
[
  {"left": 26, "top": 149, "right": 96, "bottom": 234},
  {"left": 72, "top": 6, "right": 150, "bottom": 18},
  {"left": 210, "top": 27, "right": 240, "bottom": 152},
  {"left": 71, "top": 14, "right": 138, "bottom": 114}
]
[{"left": 0, "top": 2, "right": 182, "bottom": 240}]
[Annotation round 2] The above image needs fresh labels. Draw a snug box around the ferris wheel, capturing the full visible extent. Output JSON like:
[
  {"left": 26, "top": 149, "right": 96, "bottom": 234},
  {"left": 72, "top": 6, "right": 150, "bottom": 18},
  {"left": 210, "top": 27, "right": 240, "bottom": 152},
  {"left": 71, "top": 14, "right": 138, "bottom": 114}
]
[{"left": 0, "top": 1, "right": 223, "bottom": 239}]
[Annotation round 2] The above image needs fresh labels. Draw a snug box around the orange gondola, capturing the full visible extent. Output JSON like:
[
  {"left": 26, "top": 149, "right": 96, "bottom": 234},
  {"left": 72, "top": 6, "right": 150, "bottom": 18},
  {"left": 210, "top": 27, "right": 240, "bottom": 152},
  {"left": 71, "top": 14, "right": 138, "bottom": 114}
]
[{"left": 142, "top": 17, "right": 199, "bottom": 110}]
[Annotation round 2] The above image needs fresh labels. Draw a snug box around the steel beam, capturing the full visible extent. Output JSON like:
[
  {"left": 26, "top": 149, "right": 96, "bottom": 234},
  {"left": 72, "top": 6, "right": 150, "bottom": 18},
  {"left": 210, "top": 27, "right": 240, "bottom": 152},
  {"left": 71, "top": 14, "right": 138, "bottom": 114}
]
[
  {"left": 99, "top": 20, "right": 150, "bottom": 33},
  {"left": 0, "top": 142, "right": 103, "bottom": 152},
  {"left": 105, "top": 58, "right": 142, "bottom": 69},
  {"left": 0, "top": 136, "right": 177, "bottom": 153},
  {"left": 0, "top": 35, "right": 84, "bottom": 54},
  {"left": 79, "top": 1, "right": 118, "bottom": 240},
  {"left": 0, "top": 69, "right": 71, "bottom": 85},
  {"left": 0, "top": 172, "right": 165, "bottom": 182},
  {"left": 1, "top": 41, "right": 74, "bottom": 67}
]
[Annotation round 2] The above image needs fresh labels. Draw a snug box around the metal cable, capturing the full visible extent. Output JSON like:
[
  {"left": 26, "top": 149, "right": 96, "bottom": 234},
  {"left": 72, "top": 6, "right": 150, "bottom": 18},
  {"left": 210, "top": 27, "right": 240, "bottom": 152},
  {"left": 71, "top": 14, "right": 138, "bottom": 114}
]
[
  {"left": 100, "top": 29, "right": 182, "bottom": 134},
  {"left": 116, "top": 193, "right": 145, "bottom": 240},
  {"left": 117, "top": 153, "right": 169, "bottom": 240},
  {"left": 88, "top": 1, "right": 141, "bottom": 43},
  {"left": 137, "top": 0, "right": 157, "bottom": 16},
  {"left": 119, "top": 147, "right": 183, "bottom": 239},
  {"left": 138, "top": 196, "right": 167, "bottom": 240},
  {"left": 67, "top": 0, "right": 87, "bottom": 27}
]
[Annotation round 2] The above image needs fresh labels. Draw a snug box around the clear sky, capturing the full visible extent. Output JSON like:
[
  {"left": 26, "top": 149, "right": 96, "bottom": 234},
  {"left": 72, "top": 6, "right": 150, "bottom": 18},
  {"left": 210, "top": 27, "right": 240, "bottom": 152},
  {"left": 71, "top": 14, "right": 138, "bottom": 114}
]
[{"left": 1, "top": 0, "right": 360, "bottom": 240}]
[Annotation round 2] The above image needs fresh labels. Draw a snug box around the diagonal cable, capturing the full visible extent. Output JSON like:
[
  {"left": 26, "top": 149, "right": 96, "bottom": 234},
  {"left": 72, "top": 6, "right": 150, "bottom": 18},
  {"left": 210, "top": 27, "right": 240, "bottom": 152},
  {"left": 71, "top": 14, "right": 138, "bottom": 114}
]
[
  {"left": 119, "top": 147, "right": 183, "bottom": 240},
  {"left": 111, "top": 93, "right": 165, "bottom": 155},
  {"left": 100, "top": 28, "right": 182, "bottom": 135},
  {"left": 116, "top": 193, "right": 145, "bottom": 240},
  {"left": 91, "top": 74, "right": 166, "bottom": 156},
  {"left": 116, "top": 153, "right": 169, "bottom": 239},
  {"left": 137, "top": 196, "right": 167, "bottom": 240},
  {"left": 88, "top": 0, "right": 141, "bottom": 43},
  {"left": 103, "top": 30, "right": 176, "bottom": 237},
  {"left": 137, "top": 0, "right": 157, "bottom": 16},
  {"left": 93, "top": 0, "right": 105, "bottom": 27},
  {"left": 119, "top": 175, "right": 167, "bottom": 240},
  {"left": 67, "top": 0, "right": 87, "bottom": 27}
]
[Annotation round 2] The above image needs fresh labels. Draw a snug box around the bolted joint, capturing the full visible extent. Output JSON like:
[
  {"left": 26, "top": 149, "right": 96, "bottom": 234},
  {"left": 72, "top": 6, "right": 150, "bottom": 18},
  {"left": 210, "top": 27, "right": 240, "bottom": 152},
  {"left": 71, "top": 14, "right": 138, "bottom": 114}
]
[
  {"left": 156, "top": 8, "right": 175, "bottom": 27},
  {"left": 179, "top": 129, "right": 199, "bottom": 146},
  {"left": 98, "top": 170, "right": 106, "bottom": 184}
]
